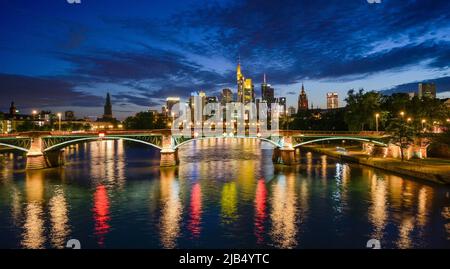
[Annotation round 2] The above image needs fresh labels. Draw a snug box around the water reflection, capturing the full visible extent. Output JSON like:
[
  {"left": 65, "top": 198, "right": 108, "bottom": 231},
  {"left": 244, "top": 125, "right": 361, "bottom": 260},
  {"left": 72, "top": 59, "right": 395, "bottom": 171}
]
[
  {"left": 93, "top": 185, "right": 110, "bottom": 247},
  {"left": 221, "top": 182, "right": 238, "bottom": 224},
  {"left": 89, "top": 140, "right": 125, "bottom": 188},
  {"left": 254, "top": 179, "right": 267, "bottom": 245},
  {"left": 270, "top": 173, "right": 298, "bottom": 248},
  {"left": 22, "top": 171, "right": 45, "bottom": 249},
  {"left": 49, "top": 187, "right": 70, "bottom": 248},
  {"left": 159, "top": 169, "right": 182, "bottom": 249},
  {"left": 188, "top": 183, "right": 202, "bottom": 239},
  {"left": 0, "top": 139, "right": 449, "bottom": 249}
]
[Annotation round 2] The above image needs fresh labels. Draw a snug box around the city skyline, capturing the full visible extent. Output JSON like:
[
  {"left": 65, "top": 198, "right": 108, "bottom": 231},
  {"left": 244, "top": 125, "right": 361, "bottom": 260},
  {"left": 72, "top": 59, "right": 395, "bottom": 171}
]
[{"left": 1, "top": 0, "right": 450, "bottom": 119}]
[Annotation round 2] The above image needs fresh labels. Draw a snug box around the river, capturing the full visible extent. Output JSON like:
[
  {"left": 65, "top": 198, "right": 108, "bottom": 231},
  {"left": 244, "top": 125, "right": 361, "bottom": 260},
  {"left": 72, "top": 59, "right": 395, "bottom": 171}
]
[{"left": 0, "top": 138, "right": 449, "bottom": 249}]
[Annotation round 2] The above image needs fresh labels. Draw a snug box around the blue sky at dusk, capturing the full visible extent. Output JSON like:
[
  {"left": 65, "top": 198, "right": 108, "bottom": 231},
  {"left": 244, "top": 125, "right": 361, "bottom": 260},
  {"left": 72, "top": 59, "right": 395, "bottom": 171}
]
[{"left": 1, "top": 0, "right": 450, "bottom": 119}]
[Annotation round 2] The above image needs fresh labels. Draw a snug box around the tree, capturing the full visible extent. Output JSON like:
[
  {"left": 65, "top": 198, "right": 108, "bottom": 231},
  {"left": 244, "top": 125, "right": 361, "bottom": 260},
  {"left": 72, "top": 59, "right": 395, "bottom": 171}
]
[
  {"left": 16, "top": 120, "right": 37, "bottom": 132},
  {"left": 124, "top": 112, "right": 167, "bottom": 130},
  {"left": 344, "top": 89, "right": 382, "bottom": 131},
  {"left": 386, "top": 117, "right": 416, "bottom": 161}
]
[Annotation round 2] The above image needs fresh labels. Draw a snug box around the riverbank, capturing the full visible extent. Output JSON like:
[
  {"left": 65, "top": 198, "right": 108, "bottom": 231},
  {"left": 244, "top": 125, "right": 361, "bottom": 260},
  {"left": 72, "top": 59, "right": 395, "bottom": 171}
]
[{"left": 300, "top": 145, "right": 450, "bottom": 185}]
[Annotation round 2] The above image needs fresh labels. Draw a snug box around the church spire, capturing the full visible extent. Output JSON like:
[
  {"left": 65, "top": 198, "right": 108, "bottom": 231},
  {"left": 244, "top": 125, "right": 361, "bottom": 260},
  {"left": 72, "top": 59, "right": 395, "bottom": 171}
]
[
  {"left": 236, "top": 55, "right": 243, "bottom": 82},
  {"left": 103, "top": 92, "right": 113, "bottom": 120}
]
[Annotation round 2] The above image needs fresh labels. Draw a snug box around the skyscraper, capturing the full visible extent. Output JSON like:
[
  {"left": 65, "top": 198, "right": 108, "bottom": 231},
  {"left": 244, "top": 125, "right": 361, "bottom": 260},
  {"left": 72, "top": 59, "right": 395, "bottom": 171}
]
[
  {"left": 220, "top": 88, "right": 233, "bottom": 105},
  {"left": 297, "top": 84, "right": 309, "bottom": 112},
  {"left": 103, "top": 93, "right": 113, "bottom": 119},
  {"left": 261, "top": 74, "right": 275, "bottom": 104},
  {"left": 236, "top": 60, "right": 255, "bottom": 104},
  {"left": 418, "top": 83, "right": 436, "bottom": 99},
  {"left": 327, "top": 92, "right": 339, "bottom": 109},
  {"left": 166, "top": 97, "right": 180, "bottom": 117}
]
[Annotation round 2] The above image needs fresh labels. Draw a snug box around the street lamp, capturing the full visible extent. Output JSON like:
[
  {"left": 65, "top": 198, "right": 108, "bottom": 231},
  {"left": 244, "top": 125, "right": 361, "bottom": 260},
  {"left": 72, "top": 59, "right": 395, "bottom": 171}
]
[
  {"left": 421, "top": 119, "right": 426, "bottom": 129},
  {"left": 399, "top": 111, "right": 405, "bottom": 118},
  {"left": 375, "top": 113, "right": 379, "bottom": 132},
  {"left": 407, "top": 117, "right": 412, "bottom": 123},
  {"left": 57, "top": 113, "right": 62, "bottom": 131},
  {"left": 32, "top": 110, "right": 38, "bottom": 121}
]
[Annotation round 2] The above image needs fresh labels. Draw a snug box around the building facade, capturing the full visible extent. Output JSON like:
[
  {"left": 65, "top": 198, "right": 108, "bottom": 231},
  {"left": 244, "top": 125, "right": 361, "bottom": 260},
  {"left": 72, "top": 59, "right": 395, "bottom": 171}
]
[
  {"left": 220, "top": 88, "right": 233, "bottom": 105},
  {"left": 418, "top": 82, "right": 436, "bottom": 99},
  {"left": 297, "top": 84, "right": 309, "bottom": 112},
  {"left": 327, "top": 92, "right": 339, "bottom": 109},
  {"left": 261, "top": 74, "right": 275, "bottom": 104},
  {"left": 236, "top": 61, "right": 255, "bottom": 104}
]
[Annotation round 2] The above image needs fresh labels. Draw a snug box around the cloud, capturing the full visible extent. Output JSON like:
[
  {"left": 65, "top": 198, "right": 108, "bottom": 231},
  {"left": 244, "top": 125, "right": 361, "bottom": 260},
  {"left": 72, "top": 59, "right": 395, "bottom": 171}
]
[
  {"left": 383, "top": 75, "right": 450, "bottom": 95},
  {"left": 0, "top": 73, "right": 104, "bottom": 111},
  {"left": 167, "top": 0, "right": 450, "bottom": 83}
]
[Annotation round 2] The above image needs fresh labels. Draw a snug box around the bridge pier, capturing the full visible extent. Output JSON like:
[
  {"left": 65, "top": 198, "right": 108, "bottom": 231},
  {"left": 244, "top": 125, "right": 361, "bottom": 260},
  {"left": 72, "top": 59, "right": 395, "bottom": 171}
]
[
  {"left": 26, "top": 152, "right": 48, "bottom": 170},
  {"left": 160, "top": 148, "right": 179, "bottom": 167},
  {"left": 363, "top": 143, "right": 388, "bottom": 157},
  {"left": 160, "top": 134, "right": 179, "bottom": 167},
  {"left": 26, "top": 136, "right": 47, "bottom": 170},
  {"left": 272, "top": 136, "right": 298, "bottom": 165},
  {"left": 26, "top": 150, "right": 65, "bottom": 170},
  {"left": 25, "top": 136, "right": 65, "bottom": 170}
]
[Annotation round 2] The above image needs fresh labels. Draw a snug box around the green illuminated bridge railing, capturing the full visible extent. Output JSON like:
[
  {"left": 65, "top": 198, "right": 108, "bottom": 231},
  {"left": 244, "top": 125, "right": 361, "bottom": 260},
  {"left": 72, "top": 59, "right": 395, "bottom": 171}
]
[{"left": 0, "top": 130, "right": 390, "bottom": 153}]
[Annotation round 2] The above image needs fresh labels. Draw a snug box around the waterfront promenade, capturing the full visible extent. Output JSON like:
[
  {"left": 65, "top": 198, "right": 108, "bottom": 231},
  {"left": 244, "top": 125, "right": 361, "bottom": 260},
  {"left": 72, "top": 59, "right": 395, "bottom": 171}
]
[{"left": 301, "top": 145, "right": 450, "bottom": 184}]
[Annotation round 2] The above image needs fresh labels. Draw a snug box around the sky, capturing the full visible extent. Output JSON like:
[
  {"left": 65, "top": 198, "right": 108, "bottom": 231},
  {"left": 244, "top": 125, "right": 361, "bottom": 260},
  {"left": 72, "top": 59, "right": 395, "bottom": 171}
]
[{"left": 1, "top": 0, "right": 450, "bottom": 120}]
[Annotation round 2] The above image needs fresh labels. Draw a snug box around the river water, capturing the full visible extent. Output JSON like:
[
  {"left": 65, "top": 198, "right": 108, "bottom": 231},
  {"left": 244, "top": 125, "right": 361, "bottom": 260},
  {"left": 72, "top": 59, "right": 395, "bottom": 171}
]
[{"left": 0, "top": 139, "right": 449, "bottom": 249}]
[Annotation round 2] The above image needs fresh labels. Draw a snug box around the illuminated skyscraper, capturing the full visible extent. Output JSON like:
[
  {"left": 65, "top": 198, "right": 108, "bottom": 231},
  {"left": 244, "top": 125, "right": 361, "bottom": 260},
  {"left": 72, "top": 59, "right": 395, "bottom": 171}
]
[
  {"left": 261, "top": 74, "right": 275, "bottom": 104},
  {"left": 326, "top": 92, "right": 339, "bottom": 109},
  {"left": 236, "top": 60, "right": 255, "bottom": 104}
]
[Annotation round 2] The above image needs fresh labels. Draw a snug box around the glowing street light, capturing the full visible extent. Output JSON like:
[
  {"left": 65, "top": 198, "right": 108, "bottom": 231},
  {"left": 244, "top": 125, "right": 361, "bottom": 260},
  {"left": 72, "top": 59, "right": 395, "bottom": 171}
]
[
  {"left": 57, "top": 113, "right": 62, "bottom": 131},
  {"left": 32, "top": 110, "right": 38, "bottom": 120},
  {"left": 375, "top": 113, "right": 380, "bottom": 132},
  {"left": 407, "top": 117, "right": 412, "bottom": 123},
  {"left": 399, "top": 111, "right": 405, "bottom": 118},
  {"left": 421, "top": 119, "right": 426, "bottom": 129}
]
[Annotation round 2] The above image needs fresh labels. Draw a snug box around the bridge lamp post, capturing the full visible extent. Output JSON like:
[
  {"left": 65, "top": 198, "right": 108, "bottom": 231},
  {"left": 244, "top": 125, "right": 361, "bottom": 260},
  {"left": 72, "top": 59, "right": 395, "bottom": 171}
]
[
  {"left": 57, "top": 113, "right": 62, "bottom": 131},
  {"left": 375, "top": 113, "right": 379, "bottom": 132}
]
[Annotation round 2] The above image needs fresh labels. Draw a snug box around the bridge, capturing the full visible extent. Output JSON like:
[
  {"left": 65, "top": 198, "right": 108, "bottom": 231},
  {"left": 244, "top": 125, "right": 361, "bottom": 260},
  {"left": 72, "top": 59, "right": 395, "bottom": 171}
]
[{"left": 0, "top": 129, "right": 407, "bottom": 170}]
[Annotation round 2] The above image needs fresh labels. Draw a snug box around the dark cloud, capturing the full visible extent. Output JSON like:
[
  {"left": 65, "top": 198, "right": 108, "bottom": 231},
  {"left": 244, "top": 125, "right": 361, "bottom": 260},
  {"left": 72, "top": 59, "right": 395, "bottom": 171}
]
[
  {"left": 169, "top": 0, "right": 450, "bottom": 83},
  {"left": 0, "top": 73, "right": 104, "bottom": 111},
  {"left": 383, "top": 76, "right": 450, "bottom": 95},
  {"left": 2, "top": 0, "right": 450, "bottom": 115}
]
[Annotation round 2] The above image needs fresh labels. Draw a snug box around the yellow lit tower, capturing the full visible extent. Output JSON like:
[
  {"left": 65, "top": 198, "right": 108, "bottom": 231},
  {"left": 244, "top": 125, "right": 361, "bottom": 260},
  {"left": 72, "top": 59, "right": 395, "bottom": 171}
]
[
  {"left": 237, "top": 58, "right": 245, "bottom": 102},
  {"left": 236, "top": 58, "right": 255, "bottom": 104}
]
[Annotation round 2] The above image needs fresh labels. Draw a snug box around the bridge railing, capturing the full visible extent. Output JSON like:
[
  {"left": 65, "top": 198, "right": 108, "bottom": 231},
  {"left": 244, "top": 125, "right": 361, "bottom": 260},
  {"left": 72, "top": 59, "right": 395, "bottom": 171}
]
[
  {"left": 1, "top": 129, "right": 387, "bottom": 138},
  {"left": 48, "top": 129, "right": 171, "bottom": 136},
  {"left": 280, "top": 130, "right": 386, "bottom": 136}
]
